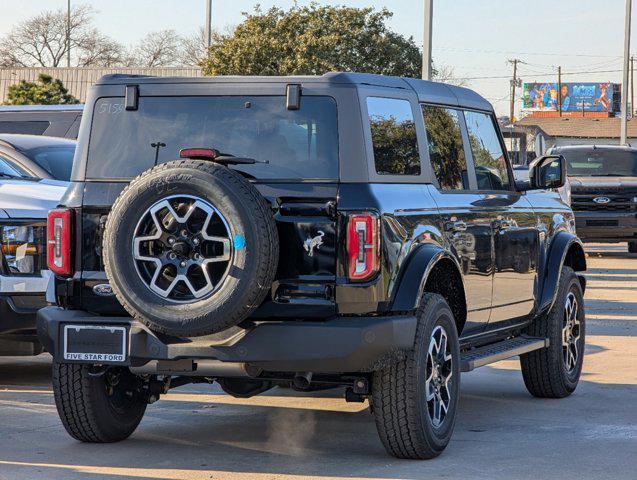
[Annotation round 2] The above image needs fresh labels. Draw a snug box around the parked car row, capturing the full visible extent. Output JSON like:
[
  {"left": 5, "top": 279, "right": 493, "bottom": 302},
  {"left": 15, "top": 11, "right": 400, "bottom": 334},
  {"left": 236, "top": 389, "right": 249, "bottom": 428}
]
[{"left": 0, "top": 73, "right": 634, "bottom": 460}]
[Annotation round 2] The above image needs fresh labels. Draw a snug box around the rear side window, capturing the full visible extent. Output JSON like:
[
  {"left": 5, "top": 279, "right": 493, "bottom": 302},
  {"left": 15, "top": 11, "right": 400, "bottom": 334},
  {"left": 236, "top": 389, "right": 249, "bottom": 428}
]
[
  {"left": 422, "top": 105, "right": 469, "bottom": 190},
  {"left": 22, "top": 145, "right": 76, "bottom": 181},
  {"left": 464, "top": 111, "right": 510, "bottom": 191},
  {"left": 0, "top": 121, "right": 49, "bottom": 135},
  {"left": 87, "top": 96, "right": 338, "bottom": 180},
  {"left": 367, "top": 97, "right": 420, "bottom": 175}
]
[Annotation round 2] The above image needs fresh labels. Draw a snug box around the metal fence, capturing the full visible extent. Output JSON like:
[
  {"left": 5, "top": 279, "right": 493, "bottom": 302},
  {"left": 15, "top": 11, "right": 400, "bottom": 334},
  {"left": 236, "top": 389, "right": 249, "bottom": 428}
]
[{"left": 0, "top": 67, "right": 203, "bottom": 103}]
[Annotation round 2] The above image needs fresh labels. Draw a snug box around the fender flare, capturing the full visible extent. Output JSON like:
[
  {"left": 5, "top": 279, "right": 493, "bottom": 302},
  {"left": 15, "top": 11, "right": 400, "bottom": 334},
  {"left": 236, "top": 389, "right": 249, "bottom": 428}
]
[
  {"left": 538, "top": 231, "right": 586, "bottom": 314},
  {"left": 390, "top": 244, "right": 465, "bottom": 312}
]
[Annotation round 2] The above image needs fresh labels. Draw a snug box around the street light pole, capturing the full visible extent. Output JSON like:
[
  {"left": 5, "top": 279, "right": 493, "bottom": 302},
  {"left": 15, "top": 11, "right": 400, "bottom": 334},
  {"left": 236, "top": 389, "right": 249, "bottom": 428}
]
[
  {"left": 66, "top": 0, "right": 71, "bottom": 67},
  {"left": 422, "top": 0, "right": 433, "bottom": 80},
  {"left": 621, "top": 0, "right": 632, "bottom": 145},
  {"left": 204, "top": 0, "right": 212, "bottom": 50}
]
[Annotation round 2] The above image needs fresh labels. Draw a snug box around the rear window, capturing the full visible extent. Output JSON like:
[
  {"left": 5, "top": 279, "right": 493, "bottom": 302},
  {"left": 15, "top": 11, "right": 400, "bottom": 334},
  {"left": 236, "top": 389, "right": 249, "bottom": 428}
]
[
  {"left": 22, "top": 145, "right": 76, "bottom": 181},
  {"left": 87, "top": 96, "right": 338, "bottom": 180}
]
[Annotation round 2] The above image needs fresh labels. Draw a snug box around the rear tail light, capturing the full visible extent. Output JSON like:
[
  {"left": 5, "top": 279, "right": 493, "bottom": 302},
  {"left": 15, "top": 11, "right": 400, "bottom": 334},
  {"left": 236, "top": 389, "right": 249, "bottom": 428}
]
[
  {"left": 47, "top": 208, "right": 73, "bottom": 276},
  {"left": 346, "top": 213, "right": 379, "bottom": 281}
]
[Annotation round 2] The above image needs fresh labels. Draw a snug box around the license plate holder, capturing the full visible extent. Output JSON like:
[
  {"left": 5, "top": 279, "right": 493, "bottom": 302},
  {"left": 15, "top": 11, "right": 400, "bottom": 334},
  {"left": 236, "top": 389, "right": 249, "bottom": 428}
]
[{"left": 63, "top": 324, "right": 127, "bottom": 363}]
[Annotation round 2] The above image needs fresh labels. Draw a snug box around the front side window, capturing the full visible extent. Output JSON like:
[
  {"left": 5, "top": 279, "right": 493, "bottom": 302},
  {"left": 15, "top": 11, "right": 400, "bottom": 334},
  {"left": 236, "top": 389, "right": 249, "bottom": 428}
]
[
  {"left": 87, "top": 96, "right": 339, "bottom": 180},
  {"left": 367, "top": 97, "right": 420, "bottom": 175},
  {"left": 464, "top": 111, "right": 510, "bottom": 191},
  {"left": 422, "top": 105, "right": 469, "bottom": 190}
]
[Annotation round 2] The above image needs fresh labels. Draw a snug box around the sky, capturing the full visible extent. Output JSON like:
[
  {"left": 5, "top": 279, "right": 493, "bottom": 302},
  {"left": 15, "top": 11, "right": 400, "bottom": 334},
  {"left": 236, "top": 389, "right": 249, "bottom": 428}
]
[{"left": 0, "top": 0, "right": 633, "bottom": 116}]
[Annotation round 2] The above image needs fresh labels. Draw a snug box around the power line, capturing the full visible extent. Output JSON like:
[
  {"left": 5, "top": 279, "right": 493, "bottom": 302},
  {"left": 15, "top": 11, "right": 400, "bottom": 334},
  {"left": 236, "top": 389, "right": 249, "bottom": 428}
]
[{"left": 458, "top": 68, "right": 625, "bottom": 80}]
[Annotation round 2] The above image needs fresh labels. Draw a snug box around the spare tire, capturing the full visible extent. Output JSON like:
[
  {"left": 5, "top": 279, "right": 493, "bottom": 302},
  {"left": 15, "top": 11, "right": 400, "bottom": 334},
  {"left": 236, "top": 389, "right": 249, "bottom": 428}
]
[{"left": 103, "top": 160, "right": 278, "bottom": 337}]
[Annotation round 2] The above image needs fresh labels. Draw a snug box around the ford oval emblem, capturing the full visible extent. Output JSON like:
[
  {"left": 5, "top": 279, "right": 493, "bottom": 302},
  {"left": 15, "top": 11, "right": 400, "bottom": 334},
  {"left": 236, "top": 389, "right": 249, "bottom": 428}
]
[
  {"left": 593, "top": 196, "right": 611, "bottom": 204},
  {"left": 93, "top": 283, "right": 114, "bottom": 296}
]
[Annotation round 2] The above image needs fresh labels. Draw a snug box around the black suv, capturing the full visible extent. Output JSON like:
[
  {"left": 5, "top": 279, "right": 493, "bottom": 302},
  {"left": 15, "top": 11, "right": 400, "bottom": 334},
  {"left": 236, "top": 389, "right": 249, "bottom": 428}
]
[
  {"left": 37, "top": 73, "right": 587, "bottom": 459},
  {"left": 550, "top": 145, "right": 637, "bottom": 253}
]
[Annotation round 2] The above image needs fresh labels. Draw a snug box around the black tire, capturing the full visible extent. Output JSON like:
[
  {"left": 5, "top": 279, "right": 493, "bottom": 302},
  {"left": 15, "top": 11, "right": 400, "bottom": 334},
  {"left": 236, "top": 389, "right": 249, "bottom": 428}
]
[
  {"left": 103, "top": 160, "right": 279, "bottom": 337},
  {"left": 520, "top": 266, "right": 585, "bottom": 398},
  {"left": 629, "top": 241, "right": 637, "bottom": 254},
  {"left": 52, "top": 363, "right": 147, "bottom": 443},
  {"left": 372, "top": 293, "right": 460, "bottom": 460}
]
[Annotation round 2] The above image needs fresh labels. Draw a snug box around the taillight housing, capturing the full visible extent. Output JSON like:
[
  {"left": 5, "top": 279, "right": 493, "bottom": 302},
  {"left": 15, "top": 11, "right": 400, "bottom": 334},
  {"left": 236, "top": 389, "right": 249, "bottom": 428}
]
[
  {"left": 47, "top": 208, "right": 73, "bottom": 276},
  {"left": 346, "top": 213, "right": 379, "bottom": 281}
]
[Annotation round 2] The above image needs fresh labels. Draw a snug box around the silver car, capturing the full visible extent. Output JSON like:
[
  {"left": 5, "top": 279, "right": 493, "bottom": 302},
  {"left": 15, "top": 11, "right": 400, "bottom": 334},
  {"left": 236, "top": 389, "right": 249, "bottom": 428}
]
[{"left": 0, "top": 134, "right": 72, "bottom": 355}]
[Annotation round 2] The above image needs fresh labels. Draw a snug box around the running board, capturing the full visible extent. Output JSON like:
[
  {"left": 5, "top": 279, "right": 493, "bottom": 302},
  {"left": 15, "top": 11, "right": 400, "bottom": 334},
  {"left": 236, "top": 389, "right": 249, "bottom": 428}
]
[{"left": 460, "top": 336, "right": 549, "bottom": 372}]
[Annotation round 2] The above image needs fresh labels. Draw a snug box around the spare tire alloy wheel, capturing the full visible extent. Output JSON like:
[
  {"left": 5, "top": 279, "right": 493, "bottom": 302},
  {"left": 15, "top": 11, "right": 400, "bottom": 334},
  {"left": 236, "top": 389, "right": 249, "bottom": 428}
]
[
  {"left": 133, "top": 195, "right": 232, "bottom": 302},
  {"left": 103, "top": 160, "right": 279, "bottom": 337}
]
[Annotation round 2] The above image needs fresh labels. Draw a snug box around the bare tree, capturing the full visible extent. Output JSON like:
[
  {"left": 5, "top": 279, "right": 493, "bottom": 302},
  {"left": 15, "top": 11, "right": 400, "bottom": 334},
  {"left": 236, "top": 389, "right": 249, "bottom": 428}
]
[
  {"left": 432, "top": 64, "right": 467, "bottom": 87},
  {"left": 0, "top": 4, "right": 126, "bottom": 68},
  {"left": 131, "top": 30, "right": 183, "bottom": 67},
  {"left": 181, "top": 27, "right": 208, "bottom": 67}
]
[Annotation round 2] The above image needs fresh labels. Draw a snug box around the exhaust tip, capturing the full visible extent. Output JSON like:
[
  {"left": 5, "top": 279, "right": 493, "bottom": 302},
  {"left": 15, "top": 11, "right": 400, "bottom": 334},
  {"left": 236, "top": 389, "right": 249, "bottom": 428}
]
[{"left": 293, "top": 371, "right": 313, "bottom": 389}]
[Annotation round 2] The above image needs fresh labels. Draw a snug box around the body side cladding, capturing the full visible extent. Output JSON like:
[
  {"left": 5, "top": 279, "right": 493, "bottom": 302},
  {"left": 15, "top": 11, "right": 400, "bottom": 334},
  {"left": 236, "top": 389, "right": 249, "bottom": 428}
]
[
  {"left": 538, "top": 231, "right": 586, "bottom": 314},
  {"left": 389, "top": 244, "right": 467, "bottom": 333}
]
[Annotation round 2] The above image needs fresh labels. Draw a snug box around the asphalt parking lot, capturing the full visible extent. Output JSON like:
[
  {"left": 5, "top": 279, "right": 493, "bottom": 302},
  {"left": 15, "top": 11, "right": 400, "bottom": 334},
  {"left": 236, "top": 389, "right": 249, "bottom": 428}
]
[{"left": 0, "top": 243, "right": 635, "bottom": 480}]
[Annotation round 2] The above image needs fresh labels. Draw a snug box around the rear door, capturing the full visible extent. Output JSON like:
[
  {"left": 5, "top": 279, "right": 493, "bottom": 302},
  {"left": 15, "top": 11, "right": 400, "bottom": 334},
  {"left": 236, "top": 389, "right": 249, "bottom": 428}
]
[
  {"left": 421, "top": 104, "right": 494, "bottom": 334},
  {"left": 462, "top": 110, "right": 539, "bottom": 325}
]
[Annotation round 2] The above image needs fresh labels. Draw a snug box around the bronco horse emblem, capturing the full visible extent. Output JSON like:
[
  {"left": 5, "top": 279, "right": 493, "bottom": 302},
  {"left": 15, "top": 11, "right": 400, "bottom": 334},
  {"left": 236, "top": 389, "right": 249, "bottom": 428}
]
[{"left": 303, "top": 231, "right": 325, "bottom": 257}]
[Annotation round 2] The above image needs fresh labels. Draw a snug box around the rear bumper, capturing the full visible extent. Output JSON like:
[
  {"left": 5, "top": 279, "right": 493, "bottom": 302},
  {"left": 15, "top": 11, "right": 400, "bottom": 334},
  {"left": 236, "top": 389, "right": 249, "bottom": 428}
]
[
  {"left": 574, "top": 210, "right": 637, "bottom": 242},
  {"left": 37, "top": 306, "right": 417, "bottom": 373}
]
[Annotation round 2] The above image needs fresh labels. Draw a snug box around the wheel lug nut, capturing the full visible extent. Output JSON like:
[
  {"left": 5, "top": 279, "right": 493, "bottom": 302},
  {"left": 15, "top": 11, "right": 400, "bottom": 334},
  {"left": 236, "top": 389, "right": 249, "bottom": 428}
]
[
  {"left": 180, "top": 261, "right": 187, "bottom": 268},
  {"left": 192, "top": 238, "right": 200, "bottom": 246},
  {"left": 181, "top": 229, "right": 188, "bottom": 237},
  {"left": 168, "top": 252, "right": 176, "bottom": 260},
  {"left": 167, "top": 237, "right": 175, "bottom": 245},
  {"left": 193, "top": 253, "right": 201, "bottom": 261}
]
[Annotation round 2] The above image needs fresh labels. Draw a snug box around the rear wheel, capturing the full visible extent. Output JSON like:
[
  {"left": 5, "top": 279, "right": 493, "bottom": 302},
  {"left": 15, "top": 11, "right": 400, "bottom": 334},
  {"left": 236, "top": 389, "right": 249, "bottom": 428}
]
[
  {"left": 520, "top": 266, "right": 585, "bottom": 398},
  {"left": 629, "top": 241, "right": 637, "bottom": 254},
  {"left": 52, "top": 363, "right": 147, "bottom": 442},
  {"left": 372, "top": 293, "right": 460, "bottom": 459}
]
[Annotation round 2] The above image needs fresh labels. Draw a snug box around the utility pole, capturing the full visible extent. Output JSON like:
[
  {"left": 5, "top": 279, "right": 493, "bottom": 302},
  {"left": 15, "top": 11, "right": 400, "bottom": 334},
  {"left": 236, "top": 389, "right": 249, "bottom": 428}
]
[
  {"left": 621, "top": 0, "right": 631, "bottom": 145},
  {"left": 508, "top": 59, "right": 521, "bottom": 123},
  {"left": 631, "top": 55, "right": 634, "bottom": 118},
  {"left": 204, "top": 0, "right": 212, "bottom": 50},
  {"left": 422, "top": 0, "right": 433, "bottom": 80},
  {"left": 66, "top": 0, "right": 71, "bottom": 67},
  {"left": 558, "top": 65, "right": 562, "bottom": 117}
]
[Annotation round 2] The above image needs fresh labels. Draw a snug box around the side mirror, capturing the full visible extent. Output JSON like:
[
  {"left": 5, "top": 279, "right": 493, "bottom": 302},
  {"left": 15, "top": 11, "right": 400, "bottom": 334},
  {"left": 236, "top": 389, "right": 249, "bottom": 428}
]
[{"left": 518, "top": 154, "right": 566, "bottom": 191}]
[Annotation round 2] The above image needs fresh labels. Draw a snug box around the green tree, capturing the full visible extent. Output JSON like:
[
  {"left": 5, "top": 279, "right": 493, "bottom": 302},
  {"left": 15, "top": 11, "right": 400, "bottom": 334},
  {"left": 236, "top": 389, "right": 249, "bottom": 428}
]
[
  {"left": 5, "top": 74, "right": 79, "bottom": 105},
  {"left": 202, "top": 5, "right": 422, "bottom": 77}
]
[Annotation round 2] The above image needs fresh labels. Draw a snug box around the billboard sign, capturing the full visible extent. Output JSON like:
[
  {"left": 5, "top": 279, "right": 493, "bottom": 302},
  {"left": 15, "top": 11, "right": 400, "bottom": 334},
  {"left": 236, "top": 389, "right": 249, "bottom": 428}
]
[{"left": 522, "top": 82, "right": 616, "bottom": 113}]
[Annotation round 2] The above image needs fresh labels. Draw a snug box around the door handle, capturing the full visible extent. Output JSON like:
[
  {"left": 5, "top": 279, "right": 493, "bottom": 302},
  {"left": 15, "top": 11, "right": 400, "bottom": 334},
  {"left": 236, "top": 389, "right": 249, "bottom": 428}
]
[{"left": 444, "top": 220, "right": 467, "bottom": 232}]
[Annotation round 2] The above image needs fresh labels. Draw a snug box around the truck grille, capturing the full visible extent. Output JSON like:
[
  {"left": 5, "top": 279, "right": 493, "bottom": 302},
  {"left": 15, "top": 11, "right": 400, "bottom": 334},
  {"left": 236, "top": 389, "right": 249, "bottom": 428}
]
[
  {"left": 571, "top": 190, "right": 637, "bottom": 212},
  {"left": 0, "top": 222, "right": 47, "bottom": 276}
]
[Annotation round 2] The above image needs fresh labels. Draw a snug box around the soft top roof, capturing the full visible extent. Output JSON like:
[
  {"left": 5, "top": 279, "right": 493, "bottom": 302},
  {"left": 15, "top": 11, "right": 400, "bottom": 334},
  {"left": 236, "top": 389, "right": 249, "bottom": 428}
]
[{"left": 95, "top": 72, "right": 493, "bottom": 112}]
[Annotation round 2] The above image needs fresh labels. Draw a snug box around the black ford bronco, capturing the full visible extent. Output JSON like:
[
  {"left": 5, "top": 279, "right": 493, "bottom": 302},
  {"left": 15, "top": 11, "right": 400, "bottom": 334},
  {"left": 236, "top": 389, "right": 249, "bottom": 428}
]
[
  {"left": 38, "top": 73, "right": 587, "bottom": 459},
  {"left": 549, "top": 145, "right": 637, "bottom": 253}
]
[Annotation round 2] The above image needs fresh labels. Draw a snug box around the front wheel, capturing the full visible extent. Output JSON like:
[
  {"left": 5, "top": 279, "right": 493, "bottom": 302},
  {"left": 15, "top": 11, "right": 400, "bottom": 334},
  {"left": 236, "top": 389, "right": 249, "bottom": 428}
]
[
  {"left": 52, "top": 363, "right": 147, "bottom": 442},
  {"left": 372, "top": 293, "right": 460, "bottom": 459},
  {"left": 520, "top": 266, "right": 585, "bottom": 398}
]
